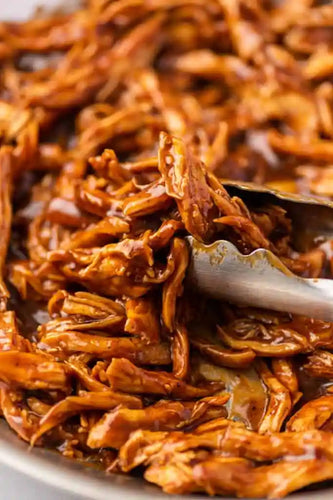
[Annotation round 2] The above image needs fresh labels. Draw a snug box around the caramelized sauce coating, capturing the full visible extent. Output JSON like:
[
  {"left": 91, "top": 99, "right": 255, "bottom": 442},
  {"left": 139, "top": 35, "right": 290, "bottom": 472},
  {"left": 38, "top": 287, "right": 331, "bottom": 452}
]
[{"left": 1, "top": 0, "right": 333, "bottom": 497}]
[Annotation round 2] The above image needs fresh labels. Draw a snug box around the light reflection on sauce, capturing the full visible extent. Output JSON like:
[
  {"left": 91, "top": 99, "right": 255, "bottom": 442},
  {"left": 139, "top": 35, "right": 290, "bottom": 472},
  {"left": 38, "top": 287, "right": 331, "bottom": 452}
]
[
  {"left": 297, "top": 362, "right": 333, "bottom": 404},
  {"left": 197, "top": 358, "right": 267, "bottom": 431}
]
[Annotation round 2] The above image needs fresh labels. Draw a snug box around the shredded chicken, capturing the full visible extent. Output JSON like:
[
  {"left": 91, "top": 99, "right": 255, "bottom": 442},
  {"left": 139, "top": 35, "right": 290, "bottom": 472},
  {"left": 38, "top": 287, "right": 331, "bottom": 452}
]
[{"left": 1, "top": 0, "right": 333, "bottom": 498}]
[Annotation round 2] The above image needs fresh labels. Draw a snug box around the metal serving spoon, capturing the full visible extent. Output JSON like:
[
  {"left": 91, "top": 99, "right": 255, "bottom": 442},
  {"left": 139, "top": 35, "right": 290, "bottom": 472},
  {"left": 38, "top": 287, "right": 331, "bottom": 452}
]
[
  {"left": 222, "top": 180, "right": 333, "bottom": 252},
  {"left": 186, "top": 237, "right": 333, "bottom": 321},
  {"left": 186, "top": 182, "right": 333, "bottom": 321}
]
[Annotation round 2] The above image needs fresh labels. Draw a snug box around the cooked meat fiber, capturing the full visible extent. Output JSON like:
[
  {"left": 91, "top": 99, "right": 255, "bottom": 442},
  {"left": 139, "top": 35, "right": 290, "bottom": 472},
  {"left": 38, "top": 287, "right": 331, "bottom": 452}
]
[{"left": 1, "top": 0, "right": 333, "bottom": 497}]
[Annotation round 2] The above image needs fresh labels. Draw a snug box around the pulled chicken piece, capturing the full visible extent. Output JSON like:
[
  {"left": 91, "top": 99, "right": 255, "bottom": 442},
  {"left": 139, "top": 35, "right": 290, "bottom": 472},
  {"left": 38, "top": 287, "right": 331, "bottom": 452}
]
[{"left": 2, "top": 0, "right": 333, "bottom": 498}]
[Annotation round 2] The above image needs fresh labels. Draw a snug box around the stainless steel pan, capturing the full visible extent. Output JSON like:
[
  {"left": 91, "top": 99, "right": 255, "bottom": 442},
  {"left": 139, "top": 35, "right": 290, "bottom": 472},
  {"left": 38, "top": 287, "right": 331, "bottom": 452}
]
[{"left": 0, "top": 418, "right": 328, "bottom": 499}]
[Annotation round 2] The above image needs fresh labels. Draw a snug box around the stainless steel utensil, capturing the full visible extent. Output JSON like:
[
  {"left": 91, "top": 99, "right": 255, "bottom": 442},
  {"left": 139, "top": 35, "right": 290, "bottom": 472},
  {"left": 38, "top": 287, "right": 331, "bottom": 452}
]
[
  {"left": 222, "top": 180, "right": 333, "bottom": 251},
  {"left": 186, "top": 181, "right": 333, "bottom": 320},
  {"left": 186, "top": 236, "right": 333, "bottom": 321}
]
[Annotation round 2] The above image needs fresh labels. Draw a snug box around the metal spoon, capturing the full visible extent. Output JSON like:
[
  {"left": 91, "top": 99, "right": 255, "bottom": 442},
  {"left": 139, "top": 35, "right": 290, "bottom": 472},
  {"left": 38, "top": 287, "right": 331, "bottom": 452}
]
[
  {"left": 222, "top": 180, "right": 333, "bottom": 251},
  {"left": 186, "top": 182, "right": 333, "bottom": 320},
  {"left": 186, "top": 236, "right": 333, "bottom": 321}
]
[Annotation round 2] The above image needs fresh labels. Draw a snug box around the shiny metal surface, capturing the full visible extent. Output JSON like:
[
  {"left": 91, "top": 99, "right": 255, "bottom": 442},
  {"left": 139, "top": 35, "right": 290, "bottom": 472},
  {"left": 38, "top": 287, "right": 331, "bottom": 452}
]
[
  {"left": 186, "top": 236, "right": 333, "bottom": 321},
  {"left": 0, "top": 420, "right": 160, "bottom": 500},
  {"left": 0, "top": 417, "right": 329, "bottom": 500},
  {"left": 223, "top": 180, "right": 333, "bottom": 251},
  {"left": 1, "top": 1, "right": 333, "bottom": 499}
]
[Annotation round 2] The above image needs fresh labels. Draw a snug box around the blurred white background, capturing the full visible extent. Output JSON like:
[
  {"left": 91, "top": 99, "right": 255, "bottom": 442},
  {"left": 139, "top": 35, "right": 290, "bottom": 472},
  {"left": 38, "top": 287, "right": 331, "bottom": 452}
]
[{"left": 2, "top": 0, "right": 77, "bottom": 21}]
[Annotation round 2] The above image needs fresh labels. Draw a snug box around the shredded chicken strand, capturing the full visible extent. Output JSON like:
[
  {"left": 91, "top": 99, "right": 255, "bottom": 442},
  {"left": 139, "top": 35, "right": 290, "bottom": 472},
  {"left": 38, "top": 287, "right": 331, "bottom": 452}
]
[{"left": 1, "top": 0, "right": 333, "bottom": 498}]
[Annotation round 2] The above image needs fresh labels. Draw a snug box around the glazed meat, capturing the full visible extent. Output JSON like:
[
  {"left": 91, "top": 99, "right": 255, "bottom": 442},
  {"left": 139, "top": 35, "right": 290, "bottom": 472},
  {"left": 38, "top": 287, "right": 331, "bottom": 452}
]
[{"left": 1, "top": 0, "right": 333, "bottom": 498}]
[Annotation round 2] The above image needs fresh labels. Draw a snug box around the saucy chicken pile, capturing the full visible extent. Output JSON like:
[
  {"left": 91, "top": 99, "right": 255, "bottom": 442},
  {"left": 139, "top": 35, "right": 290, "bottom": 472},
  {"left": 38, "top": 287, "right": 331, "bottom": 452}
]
[{"left": 1, "top": 0, "right": 333, "bottom": 497}]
